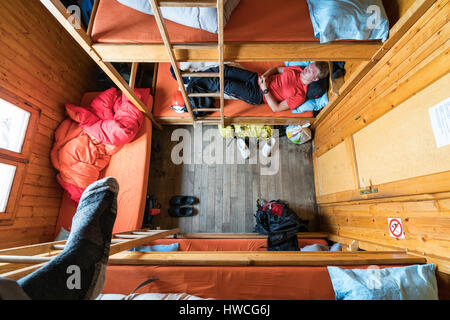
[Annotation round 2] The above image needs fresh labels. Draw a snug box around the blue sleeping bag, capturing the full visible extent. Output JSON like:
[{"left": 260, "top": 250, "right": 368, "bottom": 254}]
[{"left": 306, "top": 0, "right": 390, "bottom": 43}]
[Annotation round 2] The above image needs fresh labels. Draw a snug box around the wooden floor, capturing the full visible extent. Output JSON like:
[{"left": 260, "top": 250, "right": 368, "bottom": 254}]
[{"left": 148, "top": 125, "right": 318, "bottom": 233}]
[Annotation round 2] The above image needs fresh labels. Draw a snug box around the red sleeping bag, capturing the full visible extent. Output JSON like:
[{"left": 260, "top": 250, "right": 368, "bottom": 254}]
[{"left": 51, "top": 88, "right": 146, "bottom": 202}]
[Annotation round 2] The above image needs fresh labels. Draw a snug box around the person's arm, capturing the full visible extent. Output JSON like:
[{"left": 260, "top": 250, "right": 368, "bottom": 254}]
[
  {"left": 261, "top": 67, "right": 278, "bottom": 78},
  {"left": 261, "top": 67, "right": 285, "bottom": 79},
  {"left": 265, "top": 95, "right": 290, "bottom": 112},
  {"left": 276, "top": 66, "right": 286, "bottom": 74},
  {"left": 258, "top": 76, "right": 290, "bottom": 113}
]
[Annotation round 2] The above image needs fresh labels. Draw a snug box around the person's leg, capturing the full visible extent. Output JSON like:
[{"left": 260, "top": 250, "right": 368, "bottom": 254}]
[
  {"left": 17, "top": 177, "right": 119, "bottom": 300},
  {"left": 223, "top": 66, "right": 264, "bottom": 104},
  {"left": 0, "top": 278, "right": 30, "bottom": 300},
  {"left": 222, "top": 65, "right": 258, "bottom": 82},
  {"left": 190, "top": 66, "right": 264, "bottom": 105},
  {"left": 224, "top": 79, "right": 264, "bottom": 105},
  {"left": 188, "top": 69, "right": 220, "bottom": 93}
]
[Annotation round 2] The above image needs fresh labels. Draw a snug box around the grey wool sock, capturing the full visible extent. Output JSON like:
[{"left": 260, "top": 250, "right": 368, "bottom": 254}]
[
  {"left": 0, "top": 278, "right": 30, "bottom": 300},
  {"left": 18, "top": 177, "right": 119, "bottom": 300}
]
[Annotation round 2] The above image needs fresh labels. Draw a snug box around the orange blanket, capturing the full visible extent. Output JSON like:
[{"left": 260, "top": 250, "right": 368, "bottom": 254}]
[
  {"left": 51, "top": 88, "right": 147, "bottom": 202},
  {"left": 50, "top": 114, "right": 120, "bottom": 202}
]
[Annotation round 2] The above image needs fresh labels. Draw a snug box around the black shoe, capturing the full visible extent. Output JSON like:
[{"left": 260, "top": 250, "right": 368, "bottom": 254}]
[
  {"left": 169, "top": 196, "right": 196, "bottom": 206},
  {"left": 168, "top": 207, "right": 194, "bottom": 217}
]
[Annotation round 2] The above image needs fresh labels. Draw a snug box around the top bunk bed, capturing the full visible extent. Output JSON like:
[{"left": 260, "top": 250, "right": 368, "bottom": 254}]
[
  {"left": 40, "top": 0, "right": 431, "bottom": 128},
  {"left": 90, "top": 0, "right": 390, "bottom": 62}
]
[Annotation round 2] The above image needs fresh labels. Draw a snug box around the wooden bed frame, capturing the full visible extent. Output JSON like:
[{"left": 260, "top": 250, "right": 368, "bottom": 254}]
[
  {"left": 0, "top": 228, "right": 426, "bottom": 281},
  {"left": 39, "top": 0, "right": 436, "bottom": 128}
]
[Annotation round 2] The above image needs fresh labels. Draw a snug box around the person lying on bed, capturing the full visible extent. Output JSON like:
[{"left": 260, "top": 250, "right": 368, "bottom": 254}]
[{"left": 184, "top": 62, "right": 329, "bottom": 113}]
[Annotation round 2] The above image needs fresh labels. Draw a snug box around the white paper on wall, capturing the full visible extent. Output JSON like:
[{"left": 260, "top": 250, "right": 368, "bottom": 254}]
[{"left": 428, "top": 97, "right": 450, "bottom": 148}]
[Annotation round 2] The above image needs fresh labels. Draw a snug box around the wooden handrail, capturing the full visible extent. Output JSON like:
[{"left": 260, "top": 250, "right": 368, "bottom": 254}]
[{"left": 108, "top": 251, "right": 426, "bottom": 266}]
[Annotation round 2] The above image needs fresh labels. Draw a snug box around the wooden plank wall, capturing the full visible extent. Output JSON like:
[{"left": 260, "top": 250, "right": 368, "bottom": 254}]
[
  {"left": 313, "top": 0, "right": 448, "bottom": 156},
  {"left": 0, "top": 1, "right": 98, "bottom": 249},
  {"left": 338, "top": 0, "right": 416, "bottom": 89},
  {"left": 314, "top": 0, "right": 450, "bottom": 299},
  {"left": 320, "top": 198, "right": 450, "bottom": 299}
]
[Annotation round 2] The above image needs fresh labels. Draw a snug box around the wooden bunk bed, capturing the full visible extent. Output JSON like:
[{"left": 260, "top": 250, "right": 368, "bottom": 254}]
[
  {"left": 153, "top": 61, "right": 316, "bottom": 125},
  {"left": 38, "top": 0, "right": 430, "bottom": 128},
  {"left": 89, "top": 0, "right": 382, "bottom": 62},
  {"left": 26, "top": 0, "right": 443, "bottom": 299},
  {"left": 0, "top": 228, "right": 428, "bottom": 300}
]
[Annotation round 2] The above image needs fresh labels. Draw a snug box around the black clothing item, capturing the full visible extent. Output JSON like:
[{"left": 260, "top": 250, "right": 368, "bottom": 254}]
[
  {"left": 305, "top": 62, "right": 345, "bottom": 99},
  {"left": 306, "top": 77, "right": 329, "bottom": 100},
  {"left": 253, "top": 200, "right": 309, "bottom": 251},
  {"left": 170, "top": 65, "right": 264, "bottom": 105},
  {"left": 186, "top": 82, "right": 216, "bottom": 117},
  {"left": 332, "top": 61, "right": 346, "bottom": 79},
  {"left": 189, "top": 66, "right": 264, "bottom": 105}
]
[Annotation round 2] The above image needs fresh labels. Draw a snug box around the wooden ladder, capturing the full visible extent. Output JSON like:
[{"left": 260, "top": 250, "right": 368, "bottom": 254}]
[{"left": 148, "top": 0, "right": 225, "bottom": 127}]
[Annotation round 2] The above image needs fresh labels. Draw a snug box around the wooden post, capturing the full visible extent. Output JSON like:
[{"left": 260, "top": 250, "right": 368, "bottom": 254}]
[
  {"left": 40, "top": 0, "right": 162, "bottom": 130},
  {"left": 129, "top": 62, "right": 139, "bottom": 89},
  {"left": 148, "top": 0, "right": 196, "bottom": 127},
  {"left": 218, "top": 0, "right": 225, "bottom": 126},
  {"left": 86, "top": 0, "right": 99, "bottom": 37}
]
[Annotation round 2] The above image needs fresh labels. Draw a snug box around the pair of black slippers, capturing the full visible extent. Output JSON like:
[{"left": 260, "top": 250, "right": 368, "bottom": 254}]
[{"left": 168, "top": 196, "right": 197, "bottom": 217}]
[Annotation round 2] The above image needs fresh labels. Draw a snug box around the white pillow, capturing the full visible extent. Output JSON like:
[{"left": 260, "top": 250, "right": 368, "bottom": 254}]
[
  {"left": 55, "top": 227, "right": 70, "bottom": 241},
  {"left": 117, "top": 0, "right": 241, "bottom": 33}
]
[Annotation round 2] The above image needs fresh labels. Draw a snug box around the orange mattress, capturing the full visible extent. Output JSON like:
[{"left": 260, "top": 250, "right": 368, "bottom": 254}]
[
  {"left": 92, "top": 0, "right": 318, "bottom": 44},
  {"left": 54, "top": 89, "right": 153, "bottom": 237},
  {"left": 103, "top": 264, "right": 404, "bottom": 300},
  {"left": 103, "top": 238, "right": 401, "bottom": 300},
  {"left": 154, "top": 62, "right": 314, "bottom": 118},
  {"left": 144, "top": 238, "right": 329, "bottom": 251}
]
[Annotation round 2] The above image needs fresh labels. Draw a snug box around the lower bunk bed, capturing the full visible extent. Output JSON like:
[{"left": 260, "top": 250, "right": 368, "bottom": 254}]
[
  {"left": 53, "top": 89, "right": 154, "bottom": 237},
  {"left": 101, "top": 234, "right": 432, "bottom": 300},
  {"left": 0, "top": 230, "right": 439, "bottom": 300},
  {"left": 103, "top": 263, "right": 416, "bottom": 300},
  {"left": 152, "top": 61, "right": 316, "bottom": 125}
]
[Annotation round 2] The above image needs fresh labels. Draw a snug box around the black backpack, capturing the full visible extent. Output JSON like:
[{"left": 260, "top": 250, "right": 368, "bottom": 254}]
[{"left": 253, "top": 200, "right": 309, "bottom": 251}]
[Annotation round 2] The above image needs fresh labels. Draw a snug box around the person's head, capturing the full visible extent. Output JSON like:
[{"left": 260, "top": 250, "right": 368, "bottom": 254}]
[{"left": 301, "top": 62, "right": 329, "bottom": 84}]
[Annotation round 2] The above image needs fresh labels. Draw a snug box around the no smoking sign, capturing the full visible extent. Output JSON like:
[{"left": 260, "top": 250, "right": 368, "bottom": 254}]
[{"left": 388, "top": 218, "right": 405, "bottom": 239}]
